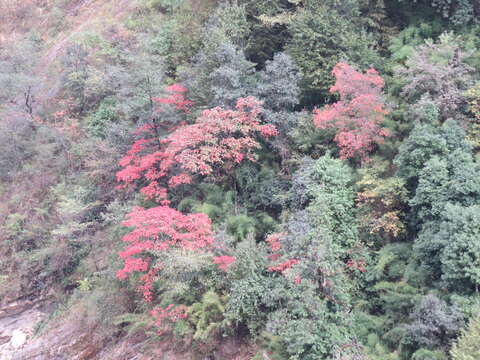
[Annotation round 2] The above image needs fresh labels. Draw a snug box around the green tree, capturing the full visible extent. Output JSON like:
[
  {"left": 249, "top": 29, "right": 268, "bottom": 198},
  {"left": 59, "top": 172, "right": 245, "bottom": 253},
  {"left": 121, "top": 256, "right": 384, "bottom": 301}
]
[
  {"left": 403, "top": 121, "right": 480, "bottom": 289},
  {"left": 395, "top": 119, "right": 471, "bottom": 192},
  {"left": 426, "top": 0, "right": 476, "bottom": 25},
  {"left": 257, "top": 52, "right": 300, "bottom": 112},
  {"left": 465, "top": 83, "right": 480, "bottom": 150},
  {"left": 304, "top": 155, "right": 358, "bottom": 253},
  {"left": 60, "top": 43, "right": 90, "bottom": 113},
  {"left": 394, "top": 33, "right": 475, "bottom": 122},
  {"left": 180, "top": 2, "right": 253, "bottom": 109},
  {"left": 451, "top": 315, "right": 480, "bottom": 360},
  {"left": 0, "top": 35, "right": 42, "bottom": 116},
  {"left": 181, "top": 43, "right": 256, "bottom": 109},
  {"left": 286, "top": 5, "right": 381, "bottom": 103},
  {"left": 438, "top": 205, "right": 480, "bottom": 290},
  {"left": 404, "top": 294, "right": 463, "bottom": 352},
  {"left": 410, "top": 150, "right": 480, "bottom": 225}
]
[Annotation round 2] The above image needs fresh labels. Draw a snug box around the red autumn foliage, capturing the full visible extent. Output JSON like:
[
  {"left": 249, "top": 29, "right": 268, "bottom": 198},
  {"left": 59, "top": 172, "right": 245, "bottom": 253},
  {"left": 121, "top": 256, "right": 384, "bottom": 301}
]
[
  {"left": 153, "top": 83, "right": 193, "bottom": 113},
  {"left": 212, "top": 255, "right": 236, "bottom": 271},
  {"left": 116, "top": 205, "right": 214, "bottom": 301},
  {"left": 139, "top": 267, "right": 158, "bottom": 302},
  {"left": 265, "top": 233, "right": 302, "bottom": 284},
  {"left": 116, "top": 84, "right": 192, "bottom": 203},
  {"left": 116, "top": 96, "right": 277, "bottom": 203},
  {"left": 265, "top": 233, "right": 300, "bottom": 275},
  {"left": 151, "top": 304, "right": 189, "bottom": 335},
  {"left": 313, "top": 62, "right": 390, "bottom": 161},
  {"left": 268, "top": 258, "right": 299, "bottom": 273},
  {"left": 265, "top": 232, "right": 285, "bottom": 252}
]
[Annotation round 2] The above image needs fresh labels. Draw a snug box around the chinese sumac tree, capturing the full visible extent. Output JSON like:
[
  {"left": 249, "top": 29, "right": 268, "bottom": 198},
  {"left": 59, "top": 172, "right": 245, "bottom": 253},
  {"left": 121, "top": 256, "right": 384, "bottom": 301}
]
[
  {"left": 313, "top": 62, "right": 390, "bottom": 161},
  {"left": 117, "top": 96, "right": 277, "bottom": 203}
]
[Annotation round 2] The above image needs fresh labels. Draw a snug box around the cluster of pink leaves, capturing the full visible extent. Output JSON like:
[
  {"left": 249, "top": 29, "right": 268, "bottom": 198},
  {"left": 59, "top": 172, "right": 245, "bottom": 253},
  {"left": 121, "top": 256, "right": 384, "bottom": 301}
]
[
  {"left": 212, "top": 255, "right": 237, "bottom": 271},
  {"left": 265, "top": 232, "right": 283, "bottom": 252},
  {"left": 151, "top": 304, "right": 189, "bottom": 336},
  {"left": 153, "top": 83, "right": 193, "bottom": 112},
  {"left": 116, "top": 95, "right": 277, "bottom": 203},
  {"left": 116, "top": 84, "right": 192, "bottom": 203},
  {"left": 268, "top": 258, "right": 299, "bottom": 273},
  {"left": 117, "top": 206, "right": 215, "bottom": 301},
  {"left": 313, "top": 62, "right": 390, "bottom": 161},
  {"left": 265, "top": 233, "right": 300, "bottom": 279}
]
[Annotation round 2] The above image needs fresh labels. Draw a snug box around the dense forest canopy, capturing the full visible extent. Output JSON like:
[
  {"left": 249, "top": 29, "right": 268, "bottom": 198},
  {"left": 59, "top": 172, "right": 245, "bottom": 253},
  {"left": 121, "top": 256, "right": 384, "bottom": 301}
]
[{"left": 0, "top": 0, "right": 480, "bottom": 359}]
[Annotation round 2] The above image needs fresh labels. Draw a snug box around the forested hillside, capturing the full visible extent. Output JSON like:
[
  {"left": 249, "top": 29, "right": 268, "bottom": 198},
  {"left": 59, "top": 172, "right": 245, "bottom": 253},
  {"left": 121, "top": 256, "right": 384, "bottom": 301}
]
[{"left": 0, "top": 0, "right": 480, "bottom": 359}]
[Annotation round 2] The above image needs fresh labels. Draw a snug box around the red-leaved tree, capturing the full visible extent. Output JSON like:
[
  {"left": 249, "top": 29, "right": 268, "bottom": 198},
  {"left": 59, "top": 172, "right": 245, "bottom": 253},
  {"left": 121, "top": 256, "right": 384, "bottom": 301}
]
[
  {"left": 116, "top": 83, "right": 192, "bottom": 203},
  {"left": 212, "top": 255, "right": 236, "bottom": 271},
  {"left": 313, "top": 62, "right": 390, "bottom": 161},
  {"left": 153, "top": 83, "right": 193, "bottom": 113},
  {"left": 116, "top": 96, "right": 277, "bottom": 203},
  {"left": 117, "top": 205, "right": 214, "bottom": 302}
]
